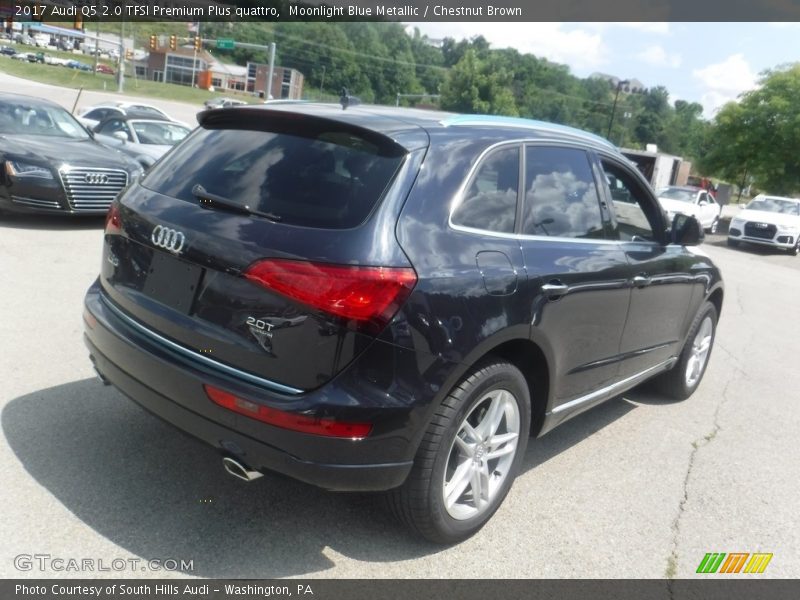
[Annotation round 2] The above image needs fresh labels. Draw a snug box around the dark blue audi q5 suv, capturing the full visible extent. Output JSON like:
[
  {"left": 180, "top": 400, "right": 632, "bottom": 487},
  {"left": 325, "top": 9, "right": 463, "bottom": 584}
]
[{"left": 84, "top": 104, "right": 723, "bottom": 543}]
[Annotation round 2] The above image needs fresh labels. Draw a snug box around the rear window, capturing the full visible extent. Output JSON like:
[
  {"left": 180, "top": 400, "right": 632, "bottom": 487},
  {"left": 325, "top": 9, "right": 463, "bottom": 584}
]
[{"left": 141, "top": 122, "right": 406, "bottom": 229}]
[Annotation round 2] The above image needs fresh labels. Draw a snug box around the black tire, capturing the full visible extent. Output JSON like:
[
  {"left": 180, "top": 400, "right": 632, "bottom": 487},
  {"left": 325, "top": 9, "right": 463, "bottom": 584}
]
[
  {"left": 790, "top": 240, "right": 800, "bottom": 256},
  {"left": 653, "top": 301, "right": 718, "bottom": 400},
  {"left": 727, "top": 238, "right": 740, "bottom": 248},
  {"left": 386, "top": 360, "right": 531, "bottom": 544},
  {"left": 706, "top": 218, "right": 719, "bottom": 234}
]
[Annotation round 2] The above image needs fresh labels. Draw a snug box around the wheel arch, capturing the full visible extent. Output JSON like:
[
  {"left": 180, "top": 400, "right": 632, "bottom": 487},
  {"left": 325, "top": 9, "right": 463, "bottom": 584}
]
[
  {"left": 707, "top": 285, "right": 724, "bottom": 319},
  {"left": 431, "top": 332, "right": 552, "bottom": 440},
  {"left": 487, "top": 338, "right": 550, "bottom": 437}
]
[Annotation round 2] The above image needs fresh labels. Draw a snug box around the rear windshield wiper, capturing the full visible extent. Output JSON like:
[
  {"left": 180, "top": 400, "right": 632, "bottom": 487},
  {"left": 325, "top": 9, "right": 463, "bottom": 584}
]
[{"left": 191, "top": 184, "right": 282, "bottom": 222}]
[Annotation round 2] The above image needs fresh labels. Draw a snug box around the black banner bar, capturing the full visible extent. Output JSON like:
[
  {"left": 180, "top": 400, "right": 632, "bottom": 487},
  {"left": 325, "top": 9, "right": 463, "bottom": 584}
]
[
  {"left": 4, "top": 580, "right": 800, "bottom": 600},
  {"left": 3, "top": 0, "right": 800, "bottom": 22}
]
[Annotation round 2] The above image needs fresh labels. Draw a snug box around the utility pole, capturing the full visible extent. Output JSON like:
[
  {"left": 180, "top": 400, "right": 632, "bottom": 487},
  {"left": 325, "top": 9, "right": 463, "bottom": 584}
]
[
  {"left": 93, "top": 17, "right": 99, "bottom": 75},
  {"left": 117, "top": 20, "right": 124, "bottom": 93},
  {"left": 266, "top": 42, "right": 276, "bottom": 100},
  {"left": 606, "top": 79, "right": 629, "bottom": 139},
  {"left": 191, "top": 22, "right": 201, "bottom": 88}
]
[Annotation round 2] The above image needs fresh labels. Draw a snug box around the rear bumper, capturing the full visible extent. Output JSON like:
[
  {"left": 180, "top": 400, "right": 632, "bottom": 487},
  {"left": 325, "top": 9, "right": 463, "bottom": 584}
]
[{"left": 83, "top": 281, "right": 433, "bottom": 492}]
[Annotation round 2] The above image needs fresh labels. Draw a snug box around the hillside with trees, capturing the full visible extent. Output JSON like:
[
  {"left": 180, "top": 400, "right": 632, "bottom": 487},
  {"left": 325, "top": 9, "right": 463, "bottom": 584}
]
[
  {"left": 196, "top": 22, "right": 711, "bottom": 162},
  {"left": 87, "top": 19, "right": 799, "bottom": 193}
]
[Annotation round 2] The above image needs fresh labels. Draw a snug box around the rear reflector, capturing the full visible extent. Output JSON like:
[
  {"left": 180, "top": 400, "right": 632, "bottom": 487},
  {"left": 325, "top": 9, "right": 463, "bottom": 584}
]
[
  {"left": 204, "top": 384, "right": 372, "bottom": 439},
  {"left": 243, "top": 259, "right": 416, "bottom": 332},
  {"left": 83, "top": 308, "right": 97, "bottom": 329},
  {"left": 105, "top": 202, "right": 121, "bottom": 235}
]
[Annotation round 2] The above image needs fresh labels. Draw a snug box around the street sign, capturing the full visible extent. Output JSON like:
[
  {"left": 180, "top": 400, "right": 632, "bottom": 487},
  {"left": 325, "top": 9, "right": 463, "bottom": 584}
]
[{"left": 216, "top": 39, "right": 235, "bottom": 50}]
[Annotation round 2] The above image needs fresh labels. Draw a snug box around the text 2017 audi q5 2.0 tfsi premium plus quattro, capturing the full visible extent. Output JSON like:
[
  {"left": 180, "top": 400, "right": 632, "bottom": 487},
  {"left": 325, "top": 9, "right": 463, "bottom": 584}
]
[{"left": 84, "top": 105, "right": 723, "bottom": 543}]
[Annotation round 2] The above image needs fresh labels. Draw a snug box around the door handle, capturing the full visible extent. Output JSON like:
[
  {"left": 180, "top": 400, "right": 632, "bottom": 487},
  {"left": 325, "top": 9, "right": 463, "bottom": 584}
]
[
  {"left": 541, "top": 281, "right": 569, "bottom": 297},
  {"left": 631, "top": 275, "right": 651, "bottom": 288}
]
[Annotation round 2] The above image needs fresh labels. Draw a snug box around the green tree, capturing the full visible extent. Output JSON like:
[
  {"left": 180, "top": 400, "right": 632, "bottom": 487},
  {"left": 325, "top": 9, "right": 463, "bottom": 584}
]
[
  {"left": 702, "top": 64, "right": 800, "bottom": 194},
  {"left": 440, "top": 49, "right": 517, "bottom": 116}
]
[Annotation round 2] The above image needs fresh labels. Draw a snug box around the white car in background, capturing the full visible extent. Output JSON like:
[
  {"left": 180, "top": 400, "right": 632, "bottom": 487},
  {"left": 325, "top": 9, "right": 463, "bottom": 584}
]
[
  {"left": 728, "top": 195, "right": 800, "bottom": 255},
  {"left": 203, "top": 97, "right": 248, "bottom": 109},
  {"left": 92, "top": 117, "right": 192, "bottom": 168},
  {"left": 657, "top": 186, "right": 722, "bottom": 234},
  {"left": 77, "top": 102, "right": 174, "bottom": 129}
]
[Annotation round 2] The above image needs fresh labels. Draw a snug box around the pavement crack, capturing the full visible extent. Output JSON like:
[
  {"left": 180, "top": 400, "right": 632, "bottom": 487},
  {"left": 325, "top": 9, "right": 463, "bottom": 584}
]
[
  {"left": 734, "top": 283, "right": 746, "bottom": 316},
  {"left": 665, "top": 369, "right": 740, "bottom": 581},
  {"left": 714, "top": 342, "right": 751, "bottom": 378}
]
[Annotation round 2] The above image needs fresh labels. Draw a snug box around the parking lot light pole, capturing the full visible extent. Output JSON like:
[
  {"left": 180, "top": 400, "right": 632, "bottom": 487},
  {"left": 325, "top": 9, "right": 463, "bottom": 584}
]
[{"left": 606, "top": 79, "right": 629, "bottom": 139}]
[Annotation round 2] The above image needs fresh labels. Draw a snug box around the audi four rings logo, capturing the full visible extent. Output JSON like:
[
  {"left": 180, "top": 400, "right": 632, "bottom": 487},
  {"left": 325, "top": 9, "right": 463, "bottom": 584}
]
[
  {"left": 151, "top": 225, "right": 186, "bottom": 254},
  {"left": 84, "top": 173, "right": 109, "bottom": 185}
]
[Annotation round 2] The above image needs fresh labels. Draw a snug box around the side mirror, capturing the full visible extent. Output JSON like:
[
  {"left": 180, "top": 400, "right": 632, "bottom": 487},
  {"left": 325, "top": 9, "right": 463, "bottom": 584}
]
[
  {"left": 671, "top": 213, "right": 703, "bottom": 246},
  {"left": 112, "top": 131, "right": 129, "bottom": 142},
  {"left": 698, "top": 200, "right": 707, "bottom": 206}
]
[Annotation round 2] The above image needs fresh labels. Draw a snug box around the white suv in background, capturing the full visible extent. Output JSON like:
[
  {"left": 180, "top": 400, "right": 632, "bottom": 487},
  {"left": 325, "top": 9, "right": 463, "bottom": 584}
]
[
  {"left": 657, "top": 186, "right": 722, "bottom": 234},
  {"left": 728, "top": 195, "right": 800, "bottom": 255}
]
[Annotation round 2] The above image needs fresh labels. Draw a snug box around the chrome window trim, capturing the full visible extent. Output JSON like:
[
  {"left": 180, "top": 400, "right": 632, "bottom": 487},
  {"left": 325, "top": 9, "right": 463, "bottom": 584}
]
[
  {"left": 102, "top": 295, "right": 305, "bottom": 396},
  {"left": 448, "top": 138, "right": 632, "bottom": 245}
]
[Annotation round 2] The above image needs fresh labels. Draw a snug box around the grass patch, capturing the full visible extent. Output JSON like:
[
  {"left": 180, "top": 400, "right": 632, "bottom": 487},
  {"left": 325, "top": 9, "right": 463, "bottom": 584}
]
[{"left": 0, "top": 47, "right": 260, "bottom": 106}]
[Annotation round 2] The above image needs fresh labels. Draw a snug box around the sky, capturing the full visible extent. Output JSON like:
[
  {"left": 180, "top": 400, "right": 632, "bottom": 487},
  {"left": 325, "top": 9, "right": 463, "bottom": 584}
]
[{"left": 409, "top": 22, "right": 800, "bottom": 118}]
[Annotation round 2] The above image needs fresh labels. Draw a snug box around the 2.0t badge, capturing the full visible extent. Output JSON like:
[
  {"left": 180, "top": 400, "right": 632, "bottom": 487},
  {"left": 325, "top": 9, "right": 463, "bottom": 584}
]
[{"left": 151, "top": 225, "right": 186, "bottom": 254}]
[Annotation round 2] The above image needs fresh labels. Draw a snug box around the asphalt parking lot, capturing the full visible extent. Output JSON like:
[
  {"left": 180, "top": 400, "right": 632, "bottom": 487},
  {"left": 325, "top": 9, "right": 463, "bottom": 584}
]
[{"left": 1, "top": 75, "right": 799, "bottom": 579}]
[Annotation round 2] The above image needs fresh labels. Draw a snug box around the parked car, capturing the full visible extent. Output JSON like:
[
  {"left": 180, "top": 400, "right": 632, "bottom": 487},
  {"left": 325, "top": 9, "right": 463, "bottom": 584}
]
[
  {"left": 203, "top": 97, "right": 248, "bottom": 109},
  {"left": 83, "top": 105, "right": 723, "bottom": 543},
  {"left": 11, "top": 52, "right": 31, "bottom": 61},
  {"left": 728, "top": 195, "right": 800, "bottom": 255},
  {"left": 657, "top": 185, "right": 722, "bottom": 234},
  {"left": 77, "top": 102, "right": 174, "bottom": 129},
  {"left": 14, "top": 34, "right": 35, "bottom": 46},
  {"left": 0, "top": 45, "right": 16, "bottom": 56},
  {"left": 93, "top": 116, "right": 191, "bottom": 167},
  {"left": 95, "top": 64, "right": 115, "bottom": 75},
  {"left": 65, "top": 60, "right": 92, "bottom": 72},
  {"left": 0, "top": 93, "right": 142, "bottom": 215}
]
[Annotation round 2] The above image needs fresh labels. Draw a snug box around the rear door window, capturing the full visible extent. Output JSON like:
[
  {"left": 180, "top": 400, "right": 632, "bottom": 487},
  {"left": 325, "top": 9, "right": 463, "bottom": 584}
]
[
  {"left": 141, "top": 122, "right": 406, "bottom": 229},
  {"left": 522, "top": 146, "right": 605, "bottom": 239}
]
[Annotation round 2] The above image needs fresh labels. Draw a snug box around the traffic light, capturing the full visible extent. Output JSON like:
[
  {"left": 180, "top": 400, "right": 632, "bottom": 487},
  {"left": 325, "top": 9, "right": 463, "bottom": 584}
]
[
  {"left": 149, "top": 35, "right": 157, "bottom": 51},
  {"left": 194, "top": 36, "right": 201, "bottom": 51},
  {"left": 74, "top": 15, "right": 83, "bottom": 30},
  {"left": 169, "top": 35, "right": 177, "bottom": 51},
  {"left": 5, "top": 17, "right": 12, "bottom": 35},
  {"left": 125, "top": 49, "right": 133, "bottom": 60},
  {"left": 33, "top": 5, "right": 44, "bottom": 22}
]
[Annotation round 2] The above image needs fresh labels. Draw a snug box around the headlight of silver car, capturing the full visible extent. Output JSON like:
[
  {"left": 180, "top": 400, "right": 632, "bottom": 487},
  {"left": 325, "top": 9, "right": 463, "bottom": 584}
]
[{"left": 4, "top": 160, "right": 54, "bottom": 180}]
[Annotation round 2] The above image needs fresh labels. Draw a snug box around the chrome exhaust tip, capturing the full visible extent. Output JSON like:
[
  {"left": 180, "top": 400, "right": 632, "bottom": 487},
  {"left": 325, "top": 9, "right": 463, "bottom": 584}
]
[{"left": 222, "top": 456, "right": 263, "bottom": 482}]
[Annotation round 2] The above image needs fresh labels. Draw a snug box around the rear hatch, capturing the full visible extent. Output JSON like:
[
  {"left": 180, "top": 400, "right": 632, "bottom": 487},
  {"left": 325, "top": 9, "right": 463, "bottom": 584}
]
[{"left": 100, "top": 106, "right": 427, "bottom": 392}]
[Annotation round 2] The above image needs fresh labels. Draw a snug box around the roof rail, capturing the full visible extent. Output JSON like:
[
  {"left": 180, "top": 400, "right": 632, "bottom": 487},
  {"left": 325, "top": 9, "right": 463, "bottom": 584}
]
[{"left": 440, "top": 114, "right": 616, "bottom": 150}]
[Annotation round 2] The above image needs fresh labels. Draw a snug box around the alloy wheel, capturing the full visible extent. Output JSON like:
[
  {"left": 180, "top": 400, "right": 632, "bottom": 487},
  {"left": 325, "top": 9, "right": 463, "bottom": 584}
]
[
  {"left": 685, "top": 316, "right": 713, "bottom": 388},
  {"left": 442, "top": 389, "right": 520, "bottom": 520}
]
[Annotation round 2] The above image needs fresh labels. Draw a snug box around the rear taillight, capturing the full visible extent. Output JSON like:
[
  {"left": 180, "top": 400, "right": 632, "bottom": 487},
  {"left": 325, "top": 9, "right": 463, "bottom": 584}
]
[
  {"left": 105, "top": 202, "right": 121, "bottom": 235},
  {"left": 243, "top": 259, "right": 416, "bottom": 332},
  {"left": 204, "top": 384, "right": 372, "bottom": 439}
]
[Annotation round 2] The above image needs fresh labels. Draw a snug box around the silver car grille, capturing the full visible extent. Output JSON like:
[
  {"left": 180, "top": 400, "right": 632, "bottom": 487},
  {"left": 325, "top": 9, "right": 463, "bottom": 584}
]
[{"left": 59, "top": 168, "right": 128, "bottom": 211}]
